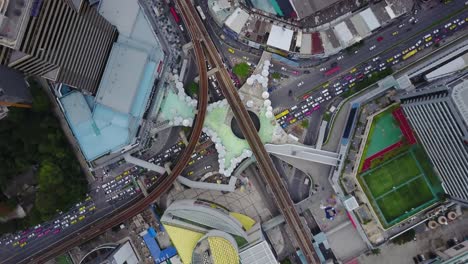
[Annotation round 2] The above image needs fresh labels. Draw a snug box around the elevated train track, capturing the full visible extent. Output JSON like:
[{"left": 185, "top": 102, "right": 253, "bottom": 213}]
[{"left": 175, "top": 1, "right": 319, "bottom": 263}]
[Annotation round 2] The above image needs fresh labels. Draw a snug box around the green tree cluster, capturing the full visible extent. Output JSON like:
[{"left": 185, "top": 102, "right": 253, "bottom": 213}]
[
  {"left": 392, "top": 229, "right": 416, "bottom": 245},
  {"left": 271, "top": 72, "right": 281, "bottom": 79},
  {"left": 186, "top": 82, "right": 199, "bottom": 97},
  {"left": 232, "top": 62, "right": 251, "bottom": 79},
  {"left": 342, "top": 68, "right": 394, "bottom": 98},
  {"left": 0, "top": 80, "right": 87, "bottom": 228}
]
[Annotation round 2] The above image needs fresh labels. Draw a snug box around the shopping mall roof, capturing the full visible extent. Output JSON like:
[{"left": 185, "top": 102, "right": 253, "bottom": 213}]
[
  {"left": 95, "top": 43, "right": 149, "bottom": 114},
  {"left": 267, "top": 25, "right": 293, "bottom": 52},
  {"left": 207, "top": 236, "right": 239, "bottom": 264},
  {"left": 60, "top": 0, "right": 163, "bottom": 161},
  {"left": 164, "top": 225, "right": 204, "bottom": 264},
  {"left": 239, "top": 241, "right": 278, "bottom": 264},
  {"left": 60, "top": 91, "right": 132, "bottom": 161},
  {"left": 224, "top": 7, "right": 250, "bottom": 34},
  {"left": 98, "top": 0, "right": 140, "bottom": 37}
]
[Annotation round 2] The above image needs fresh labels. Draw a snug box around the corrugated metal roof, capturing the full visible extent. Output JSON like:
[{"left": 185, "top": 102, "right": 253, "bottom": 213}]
[{"left": 267, "top": 25, "right": 293, "bottom": 51}]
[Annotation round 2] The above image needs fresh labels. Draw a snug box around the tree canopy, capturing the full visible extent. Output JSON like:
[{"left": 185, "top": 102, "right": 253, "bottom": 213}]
[
  {"left": 0, "top": 79, "right": 87, "bottom": 231},
  {"left": 232, "top": 62, "right": 251, "bottom": 79}
]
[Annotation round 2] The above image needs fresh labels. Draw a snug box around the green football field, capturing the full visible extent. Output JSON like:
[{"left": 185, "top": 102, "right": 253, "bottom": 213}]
[
  {"left": 376, "top": 177, "right": 434, "bottom": 222},
  {"left": 362, "top": 153, "right": 421, "bottom": 197},
  {"left": 360, "top": 150, "right": 437, "bottom": 225}
]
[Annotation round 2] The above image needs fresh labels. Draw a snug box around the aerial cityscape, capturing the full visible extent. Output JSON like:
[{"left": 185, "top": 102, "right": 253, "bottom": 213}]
[{"left": 0, "top": 0, "right": 467, "bottom": 263}]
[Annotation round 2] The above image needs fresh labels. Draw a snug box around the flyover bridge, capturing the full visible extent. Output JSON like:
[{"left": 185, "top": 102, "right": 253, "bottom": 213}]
[{"left": 265, "top": 144, "right": 340, "bottom": 166}]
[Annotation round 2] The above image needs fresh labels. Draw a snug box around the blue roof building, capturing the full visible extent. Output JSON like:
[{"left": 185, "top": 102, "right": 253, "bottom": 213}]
[{"left": 58, "top": 0, "right": 165, "bottom": 162}]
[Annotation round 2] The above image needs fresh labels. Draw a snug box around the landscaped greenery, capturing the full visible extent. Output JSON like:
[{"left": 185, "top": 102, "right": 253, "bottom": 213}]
[
  {"left": 300, "top": 119, "right": 309, "bottom": 128},
  {"left": 186, "top": 82, "right": 199, "bottom": 97},
  {"left": 271, "top": 72, "right": 281, "bottom": 79},
  {"left": 392, "top": 229, "right": 415, "bottom": 245},
  {"left": 232, "top": 62, "right": 251, "bottom": 79},
  {"left": 0, "top": 79, "right": 87, "bottom": 233},
  {"left": 233, "top": 235, "right": 248, "bottom": 248},
  {"left": 342, "top": 68, "right": 394, "bottom": 99}
]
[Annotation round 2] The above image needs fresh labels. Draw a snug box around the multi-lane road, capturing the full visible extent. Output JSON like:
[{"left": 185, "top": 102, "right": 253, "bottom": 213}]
[{"left": 270, "top": 1, "right": 468, "bottom": 108}]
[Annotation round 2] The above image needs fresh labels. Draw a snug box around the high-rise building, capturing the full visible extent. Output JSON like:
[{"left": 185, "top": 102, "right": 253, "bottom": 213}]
[
  {"left": 0, "top": 0, "right": 118, "bottom": 94},
  {"left": 400, "top": 75, "right": 468, "bottom": 203}
]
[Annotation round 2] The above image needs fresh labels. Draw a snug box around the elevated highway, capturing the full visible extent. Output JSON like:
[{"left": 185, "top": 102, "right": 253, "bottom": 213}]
[{"left": 175, "top": 1, "right": 319, "bottom": 263}]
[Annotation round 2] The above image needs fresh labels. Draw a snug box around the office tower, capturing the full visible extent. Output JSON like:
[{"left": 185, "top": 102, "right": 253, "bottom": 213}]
[
  {"left": 0, "top": 0, "right": 118, "bottom": 94},
  {"left": 400, "top": 76, "right": 468, "bottom": 203}
]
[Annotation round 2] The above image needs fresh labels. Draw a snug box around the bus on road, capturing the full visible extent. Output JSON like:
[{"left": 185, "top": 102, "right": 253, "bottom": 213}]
[
  {"left": 324, "top": 66, "right": 340, "bottom": 76},
  {"left": 196, "top": 6, "right": 206, "bottom": 20},
  {"left": 275, "top": 109, "right": 290, "bottom": 119},
  {"left": 170, "top": 7, "right": 180, "bottom": 23},
  {"left": 403, "top": 49, "right": 417, "bottom": 60}
]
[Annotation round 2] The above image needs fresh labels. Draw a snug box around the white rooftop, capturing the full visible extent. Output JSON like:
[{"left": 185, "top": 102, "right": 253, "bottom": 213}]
[
  {"left": 95, "top": 42, "right": 148, "bottom": 114},
  {"left": 267, "top": 25, "right": 294, "bottom": 52},
  {"left": 111, "top": 241, "right": 139, "bottom": 264},
  {"left": 451, "top": 78, "right": 468, "bottom": 127},
  {"left": 359, "top": 8, "right": 380, "bottom": 31},
  {"left": 343, "top": 196, "right": 359, "bottom": 211},
  {"left": 334, "top": 22, "right": 354, "bottom": 46},
  {"left": 300, "top": 33, "right": 312, "bottom": 54},
  {"left": 224, "top": 7, "right": 250, "bottom": 34},
  {"left": 240, "top": 241, "right": 278, "bottom": 264},
  {"left": 98, "top": 0, "right": 140, "bottom": 37}
]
